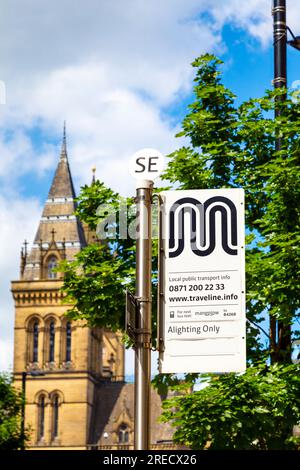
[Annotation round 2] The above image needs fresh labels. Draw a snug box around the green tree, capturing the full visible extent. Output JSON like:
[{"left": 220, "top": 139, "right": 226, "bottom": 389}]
[
  {"left": 59, "top": 180, "right": 135, "bottom": 331},
  {"left": 0, "top": 374, "right": 27, "bottom": 450},
  {"left": 157, "top": 55, "right": 300, "bottom": 449},
  {"left": 161, "top": 363, "right": 300, "bottom": 450},
  {"left": 163, "top": 55, "right": 299, "bottom": 364},
  {"left": 60, "top": 180, "right": 159, "bottom": 338}
]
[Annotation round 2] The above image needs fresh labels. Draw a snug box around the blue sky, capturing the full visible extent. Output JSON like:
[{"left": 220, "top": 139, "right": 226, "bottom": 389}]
[
  {"left": 0, "top": 0, "right": 299, "bottom": 373},
  {"left": 165, "top": 22, "right": 300, "bottom": 124}
]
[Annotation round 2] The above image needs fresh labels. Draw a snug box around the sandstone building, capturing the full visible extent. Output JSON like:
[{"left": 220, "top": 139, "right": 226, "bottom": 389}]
[{"left": 11, "top": 127, "right": 173, "bottom": 449}]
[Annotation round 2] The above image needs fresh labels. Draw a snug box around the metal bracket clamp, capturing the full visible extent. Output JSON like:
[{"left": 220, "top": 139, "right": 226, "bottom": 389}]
[
  {"left": 134, "top": 340, "right": 152, "bottom": 349},
  {"left": 135, "top": 296, "right": 151, "bottom": 303},
  {"left": 134, "top": 327, "right": 151, "bottom": 335},
  {"left": 126, "top": 290, "right": 153, "bottom": 344},
  {"left": 125, "top": 290, "right": 140, "bottom": 341},
  {"left": 272, "top": 77, "right": 287, "bottom": 85},
  {"left": 158, "top": 337, "right": 165, "bottom": 353},
  {"left": 272, "top": 6, "right": 286, "bottom": 16},
  {"left": 133, "top": 194, "right": 147, "bottom": 203},
  {"left": 149, "top": 337, "right": 165, "bottom": 353},
  {"left": 151, "top": 193, "right": 164, "bottom": 204}
]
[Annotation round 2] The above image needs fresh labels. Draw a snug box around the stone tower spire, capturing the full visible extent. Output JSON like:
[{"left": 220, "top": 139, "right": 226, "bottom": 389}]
[
  {"left": 47, "top": 123, "right": 76, "bottom": 201},
  {"left": 60, "top": 121, "right": 67, "bottom": 161},
  {"left": 21, "top": 126, "right": 86, "bottom": 280},
  {"left": 11, "top": 124, "right": 126, "bottom": 451}
]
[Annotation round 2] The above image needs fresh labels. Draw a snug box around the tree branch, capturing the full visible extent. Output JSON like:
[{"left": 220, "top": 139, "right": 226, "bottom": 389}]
[{"left": 246, "top": 317, "right": 271, "bottom": 340}]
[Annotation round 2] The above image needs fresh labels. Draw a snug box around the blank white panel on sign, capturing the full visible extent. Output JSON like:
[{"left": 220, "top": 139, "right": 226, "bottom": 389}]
[
  {"left": 162, "top": 352, "right": 245, "bottom": 374},
  {"left": 167, "top": 337, "right": 240, "bottom": 356},
  {"left": 158, "top": 188, "right": 246, "bottom": 374}
]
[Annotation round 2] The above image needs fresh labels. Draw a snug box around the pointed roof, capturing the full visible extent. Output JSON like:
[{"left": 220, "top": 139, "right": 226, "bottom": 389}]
[
  {"left": 48, "top": 122, "right": 76, "bottom": 199},
  {"left": 22, "top": 124, "right": 86, "bottom": 280}
]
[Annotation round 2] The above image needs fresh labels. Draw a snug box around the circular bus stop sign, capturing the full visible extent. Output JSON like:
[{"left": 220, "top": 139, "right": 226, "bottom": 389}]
[{"left": 129, "top": 148, "right": 165, "bottom": 181}]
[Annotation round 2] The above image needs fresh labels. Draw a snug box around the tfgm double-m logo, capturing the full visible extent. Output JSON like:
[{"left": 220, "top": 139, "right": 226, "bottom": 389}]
[{"left": 169, "top": 196, "right": 238, "bottom": 258}]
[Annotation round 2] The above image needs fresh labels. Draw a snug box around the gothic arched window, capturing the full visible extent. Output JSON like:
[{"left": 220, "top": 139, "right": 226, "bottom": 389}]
[
  {"left": 66, "top": 321, "right": 72, "bottom": 362},
  {"left": 38, "top": 395, "right": 46, "bottom": 441},
  {"left": 118, "top": 423, "right": 129, "bottom": 444},
  {"left": 52, "top": 394, "right": 59, "bottom": 440},
  {"left": 33, "top": 321, "right": 39, "bottom": 362},
  {"left": 47, "top": 256, "right": 57, "bottom": 279},
  {"left": 49, "top": 321, "right": 55, "bottom": 362}
]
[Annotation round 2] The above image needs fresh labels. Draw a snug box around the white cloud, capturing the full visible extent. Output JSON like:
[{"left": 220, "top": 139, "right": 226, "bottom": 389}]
[
  {"left": 0, "top": 1, "right": 225, "bottom": 197},
  {"left": 2, "top": 0, "right": 299, "bottom": 197},
  {"left": 208, "top": 0, "right": 271, "bottom": 46},
  {"left": 0, "top": 340, "right": 14, "bottom": 373},
  {"left": 0, "top": 195, "right": 42, "bottom": 372},
  {"left": 0, "top": 129, "right": 57, "bottom": 188},
  {"left": 210, "top": 0, "right": 300, "bottom": 47},
  {"left": 24, "top": 63, "right": 183, "bottom": 194}
]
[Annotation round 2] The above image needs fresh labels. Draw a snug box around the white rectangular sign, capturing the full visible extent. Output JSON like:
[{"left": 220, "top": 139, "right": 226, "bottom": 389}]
[{"left": 158, "top": 188, "right": 246, "bottom": 373}]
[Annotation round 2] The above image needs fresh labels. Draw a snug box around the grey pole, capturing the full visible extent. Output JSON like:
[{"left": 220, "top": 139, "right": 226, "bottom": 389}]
[{"left": 134, "top": 179, "right": 152, "bottom": 450}]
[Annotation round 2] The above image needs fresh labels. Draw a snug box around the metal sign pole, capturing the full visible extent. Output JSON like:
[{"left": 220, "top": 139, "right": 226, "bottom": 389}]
[{"left": 134, "top": 179, "right": 152, "bottom": 450}]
